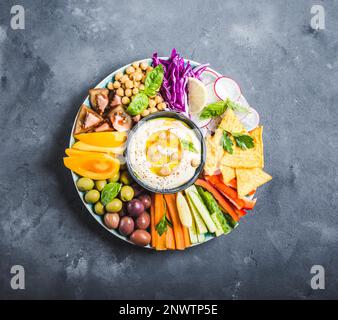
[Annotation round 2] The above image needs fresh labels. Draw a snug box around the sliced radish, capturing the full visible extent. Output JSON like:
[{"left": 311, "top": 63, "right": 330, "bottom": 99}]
[
  {"left": 190, "top": 112, "right": 211, "bottom": 129},
  {"left": 200, "top": 68, "right": 220, "bottom": 85},
  {"left": 240, "top": 107, "right": 260, "bottom": 131},
  {"left": 214, "top": 76, "right": 241, "bottom": 101},
  {"left": 205, "top": 82, "right": 220, "bottom": 105},
  {"left": 234, "top": 95, "right": 251, "bottom": 121}
]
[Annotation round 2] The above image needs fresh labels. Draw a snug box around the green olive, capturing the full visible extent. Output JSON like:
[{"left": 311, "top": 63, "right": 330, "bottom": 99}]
[
  {"left": 106, "top": 198, "right": 123, "bottom": 213},
  {"left": 120, "top": 185, "right": 134, "bottom": 202},
  {"left": 95, "top": 180, "right": 107, "bottom": 192},
  {"left": 94, "top": 201, "right": 105, "bottom": 215},
  {"left": 84, "top": 189, "right": 100, "bottom": 204},
  {"left": 76, "top": 177, "right": 94, "bottom": 192},
  {"left": 108, "top": 171, "right": 120, "bottom": 183},
  {"left": 120, "top": 171, "right": 132, "bottom": 185}
]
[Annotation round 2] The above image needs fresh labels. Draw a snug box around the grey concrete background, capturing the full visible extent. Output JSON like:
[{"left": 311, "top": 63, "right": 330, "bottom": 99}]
[{"left": 0, "top": 0, "right": 337, "bottom": 300}]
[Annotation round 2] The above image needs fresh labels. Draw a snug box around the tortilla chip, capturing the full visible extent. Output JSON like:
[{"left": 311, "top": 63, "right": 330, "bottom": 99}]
[
  {"left": 221, "top": 126, "right": 264, "bottom": 168},
  {"left": 219, "top": 109, "right": 247, "bottom": 134},
  {"left": 220, "top": 165, "right": 236, "bottom": 184},
  {"left": 236, "top": 168, "right": 272, "bottom": 198},
  {"left": 204, "top": 135, "right": 219, "bottom": 175}
]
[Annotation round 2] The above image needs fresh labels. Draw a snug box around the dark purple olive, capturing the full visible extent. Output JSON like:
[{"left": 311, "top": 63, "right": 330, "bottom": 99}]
[
  {"left": 127, "top": 199, "right": 144, "bottom": 217},
  {"left": 136, "top": 212, "right": 150, "bottom": 230},
  {"left": 138, "top": 194, "right": 151, "bottom": 209},
  {"left": 118, "top": 216, "right": 134, "bottom": 236},
  {"left": 131, "top": 183, "right": 145, "bottom": 197},
  {"left": 130, "top": 230, "right": 151, "bottom": 247}
]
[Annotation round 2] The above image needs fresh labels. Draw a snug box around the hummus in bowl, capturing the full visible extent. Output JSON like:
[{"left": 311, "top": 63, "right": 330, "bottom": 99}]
[{"left": 126, "top": 111, "right": 205, "bottom": 193}]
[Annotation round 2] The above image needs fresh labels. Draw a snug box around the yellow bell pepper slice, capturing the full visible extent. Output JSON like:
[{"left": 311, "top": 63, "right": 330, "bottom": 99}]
[
  {"left": 63, "top": 154, "right": 120, "bottom": 180},
  {"left": 74, "top": 132, "right": 127, "bottom": 147},
  {"left": 72, "top": 141, "right": 126, "bottom": 155}
]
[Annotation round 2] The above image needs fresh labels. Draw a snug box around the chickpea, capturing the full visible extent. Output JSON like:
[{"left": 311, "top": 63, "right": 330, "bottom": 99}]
[
  {"left": 121, "top": 75, "right": 129, "bottom": 83},
  {"left": 191, "top": 159, "right": 200, "bottom": 167},
  {"left": 126, "top": 66, "right": 135, "bottom": 75},
  {"left": 107, "top": 82, "right": 114, "bottom": 90},
  {"left": 146, "top": 66, "right": 153, "bottom": 73},
  {"left": 132, "top": 62, "right": 139, "bottom": 69},
  {"left": 140, "top": 62, "right": 148, "bottom": 70},
  {"left": 157, "top": 102, "right": 166, "bottom": 111},
  {"left": 155, "top": 95, "right": 163, "bottom": 104},
  {"left": 139, "top": 84, "right": 145, "bottom": 91},
  {"left": 125, "top": 88, "right": 132, "bottom": 97},
  {"left": 132, "top": 87, "right": 139, "bottom": 95},
  {"left": 122, "top": 96, "right": 130, "bottom": 105},
  {"left": 160, "top": 166, "right": 171, "bottom": 176},
  {"left": 134, "top": 81, "right": 140, "bottom": 88},
  {"left": 150, "top": 107, "right": 158, "bottom": 113},
  {"left": 134, "top": 73, "right": 143, "bottom": 82},
  {"left": 148, "top": 99, "right": 156, "bottom": 108},
  {"left": 125, "top": 80, "right": 134, "bottom": 89},
  {"left": 133, "top": 115, "right": 141, "bottom": 123},
  {"left": 141, "top": 75, "right": 147, "bottom": 83},
  {"left": 141, "top": 109, "right": 150, "bottom": 117},
  {"left": 115, "top": 72, "right": 123, "bottom": 81},
  {"left": 116, "top": 88, "right": 124, "bottom": 97},
  {"left": 113, "top": 81, "right": 121, "bottom": 89}
]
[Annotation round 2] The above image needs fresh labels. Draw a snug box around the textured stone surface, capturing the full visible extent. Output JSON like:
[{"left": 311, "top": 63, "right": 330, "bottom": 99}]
[{"left": 0, "top": 0, "right": 337, "bottom": 299}]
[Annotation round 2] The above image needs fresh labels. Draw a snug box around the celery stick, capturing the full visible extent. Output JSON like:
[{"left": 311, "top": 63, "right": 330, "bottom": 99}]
[{"left": 186, "top": 192, "right": 208, "bottom": 234}]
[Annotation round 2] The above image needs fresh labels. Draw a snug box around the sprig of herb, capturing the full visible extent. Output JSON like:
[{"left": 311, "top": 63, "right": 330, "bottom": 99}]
[
  {"left": 222, "top": 130, "right": 254, "bottom": 153},
  {"left": 232, "top": 132, "right": 254, "bottom": 150},
  {"left": 155, "top": 200, "right": 173, "bottom": 236},
  {"left": 144, "top": 64, "right": 164, "bottom": 97},
  {"left": 180, "top": 139, "right": 198, "bottom": 153},
  {"left": 101, "top": 182, "right": 122, "bottom": 205},
  {"left": 221, "top": 131, "right": 234, "bottom": 154},
  {"left": 200, "top": 98, "right": 250, "bottom": 120}
]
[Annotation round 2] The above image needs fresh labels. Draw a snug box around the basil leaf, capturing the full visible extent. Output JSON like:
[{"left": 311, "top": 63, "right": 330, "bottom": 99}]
[
  {"left": 126, "top": 93, "right": 149, "bottom": 116},
  {"left": 221, "top": 131, "right": 233, "bottom": 154},
  {"left": 101, "top": 182, "right": 122, "bottom": 205},
  {"left": 199, "top": 101, "right": 227, "bottom": 120},
  {"left": 155, "top": 200, "right": 172, "bottom": 236},
  {"left": 225, "top": 98, "right": 250, "bottom": 114},
  {"left": 232, "top": 134, "right": 254, "bottom": 150},
  {"left": 181, "top": 139, "right": 197, "bottom": 153},
  {"left": 144, "top": 64, "right": 164, "bottom": 97}
]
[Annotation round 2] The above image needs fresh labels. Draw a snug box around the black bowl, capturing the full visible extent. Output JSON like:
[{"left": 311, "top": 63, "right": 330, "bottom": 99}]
[{"left": 125, "top": 111, "right": 206, "bottom": 194}]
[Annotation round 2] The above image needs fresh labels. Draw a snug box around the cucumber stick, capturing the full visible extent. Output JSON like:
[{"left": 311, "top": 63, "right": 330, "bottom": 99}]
[
  {"left": 188, "top": 216, "right": 198, "bottom": 244},
  {"left": 197, "top": 233, "right": 206, "bottom": 243},
  {"left": 211, "top": 213, "right": 224, "bottom": 237},
  {"left": 185, "top": 186, "right": 217, "bottom": 233},
  {"left": 186, "top": 192, "right": 208, "bottom": 234}
]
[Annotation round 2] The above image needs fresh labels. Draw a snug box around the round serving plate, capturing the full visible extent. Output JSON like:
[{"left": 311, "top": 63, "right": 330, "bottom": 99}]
[{"left": 69, "top": 58, "right": 227, "bottom": 249}]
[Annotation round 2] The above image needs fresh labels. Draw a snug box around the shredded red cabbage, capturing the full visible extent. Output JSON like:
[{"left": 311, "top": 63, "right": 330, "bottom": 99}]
[{"left": 152, "top": 48, "right": 208, "bottom": 114}]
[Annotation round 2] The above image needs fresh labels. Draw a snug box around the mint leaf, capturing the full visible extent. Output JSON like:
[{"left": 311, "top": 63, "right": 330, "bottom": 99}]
[{"left": 144, "top": 64, "right": 164, "bottom": 97}]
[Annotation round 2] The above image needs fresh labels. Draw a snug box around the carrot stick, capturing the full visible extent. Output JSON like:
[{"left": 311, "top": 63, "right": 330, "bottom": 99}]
[
  {"left": 182, "top": 226, "right": 191, "bottom": 248},
  {"left": 154, "top": 194, "right": 166, "bottom": 250},
  {"left": 164, "top": 194, "right": 185, "bottom": 250},
  {"left": 226, "top": 178, "right": 237, "bottom": 190},
  {"left": 165, "top": 199, "right": 176, "bottom": 250},
  {"left": 195, "top": 179, "right": 239, "bottom": 222},
  {"left": 206, "top": 175, "right": 245, "bottom": 210},
  {"left": 150, "top": 194, "right": 156, "bottom": 248}
]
